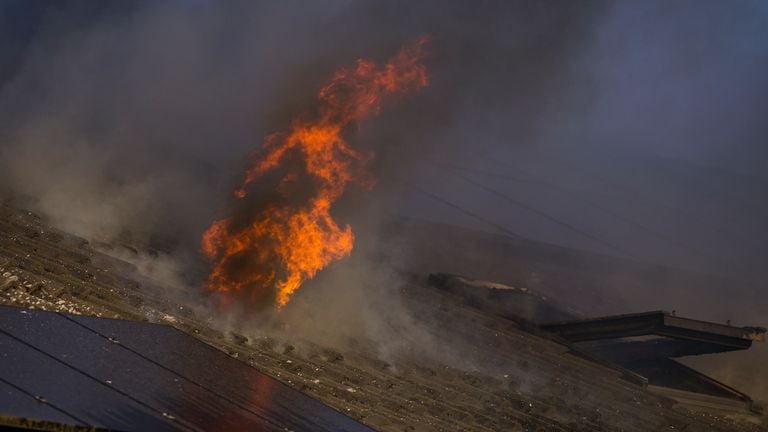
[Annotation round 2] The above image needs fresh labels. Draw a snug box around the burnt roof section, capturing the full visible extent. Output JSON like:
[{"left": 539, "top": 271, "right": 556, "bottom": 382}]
[
  {"left": 0, "top": 305, "right": 373, "bottom": 432},
  {"left": 428, "top": 273, "right": 578, "bottom": 324}
]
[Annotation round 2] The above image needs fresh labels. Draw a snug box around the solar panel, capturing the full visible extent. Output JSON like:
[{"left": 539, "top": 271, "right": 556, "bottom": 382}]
[{"left": 0, "top": 305, "right": 373, "bottom": 432}]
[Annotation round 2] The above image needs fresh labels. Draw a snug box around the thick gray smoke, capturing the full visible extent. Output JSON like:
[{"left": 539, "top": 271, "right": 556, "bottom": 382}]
[{"left": 0, "top": 1, "right": 766, "bottom": 398}]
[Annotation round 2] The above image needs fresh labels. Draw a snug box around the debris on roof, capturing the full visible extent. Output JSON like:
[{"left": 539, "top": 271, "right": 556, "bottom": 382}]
[
  {"left": 428, "top": 272, "right": 578, "bottom": 323},
  {"left": 1, "top": 203, "right": 766, "bottom": 431}
]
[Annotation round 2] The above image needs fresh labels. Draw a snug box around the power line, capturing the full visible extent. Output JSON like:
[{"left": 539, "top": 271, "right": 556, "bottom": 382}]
[
  {"left": 520, "top": 151, "right": 768, "bottom": 276},
  {"left": 467, "top": 157, "right": 719, "bottom": 266},
  {"left": 428, "top": 162, "right": 639, "bottom": 260},
  {"left": 398, "top": 179, "right": 526, "bottom": 241}
]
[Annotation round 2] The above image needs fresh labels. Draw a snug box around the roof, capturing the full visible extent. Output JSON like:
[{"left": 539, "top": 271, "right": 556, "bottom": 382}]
[
  {"left": 1, "top": 202, "right": 766, "bottom": 431},
  {"left": 542, "top": 310, "right": 767, "bottom": 346},
  {"left": 0, "top": 305, "right": 372, "bottom": 432},
  {"left": 541, "top": 310, "right": 766, "bottom": 413}
]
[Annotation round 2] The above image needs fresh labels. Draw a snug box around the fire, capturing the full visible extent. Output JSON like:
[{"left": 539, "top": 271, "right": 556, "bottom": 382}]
[{"left": 202, "top": 36, "right": 430, "bottom": 309}]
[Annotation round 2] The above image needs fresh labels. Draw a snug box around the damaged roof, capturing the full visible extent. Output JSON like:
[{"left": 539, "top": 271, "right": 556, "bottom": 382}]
[{"left": 0, "top": 202, "right": 766, "bottom": 432}]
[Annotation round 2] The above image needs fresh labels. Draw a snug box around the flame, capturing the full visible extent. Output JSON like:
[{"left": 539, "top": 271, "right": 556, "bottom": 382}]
[{"left": 202, "top": 36, "right": 429, "bottom": 309}]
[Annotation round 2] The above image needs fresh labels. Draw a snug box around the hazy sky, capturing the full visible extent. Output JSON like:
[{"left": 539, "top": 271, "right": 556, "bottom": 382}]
[{"left": 1, "top": 0, "right": 766, "bottom": 284}]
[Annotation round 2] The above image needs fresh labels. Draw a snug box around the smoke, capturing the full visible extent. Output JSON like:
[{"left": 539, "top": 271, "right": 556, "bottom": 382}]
[
  {"left": 0, "top": 2, "right": 595, "bottom": 302},
  {"left": 1, "top": 0, "right": 766, "bottom": 398}
]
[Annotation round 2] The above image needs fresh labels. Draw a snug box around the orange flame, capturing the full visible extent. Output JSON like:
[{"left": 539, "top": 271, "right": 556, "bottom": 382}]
[{"left": 202, "top": 36, "right": 430, "bottom": 309}]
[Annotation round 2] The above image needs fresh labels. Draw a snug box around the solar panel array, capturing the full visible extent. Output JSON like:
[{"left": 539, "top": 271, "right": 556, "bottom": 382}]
[{"left": 0, "top": 305, "right": 373, "bottom": 432}]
